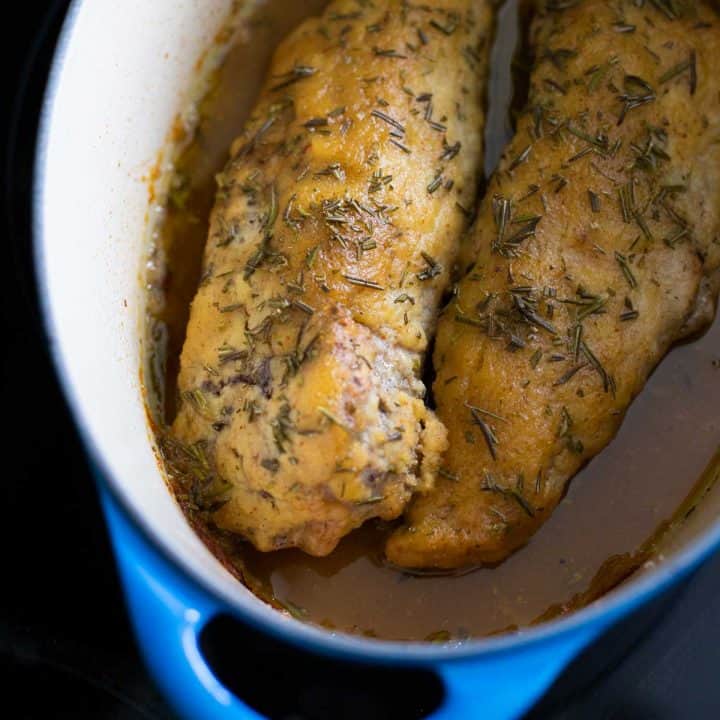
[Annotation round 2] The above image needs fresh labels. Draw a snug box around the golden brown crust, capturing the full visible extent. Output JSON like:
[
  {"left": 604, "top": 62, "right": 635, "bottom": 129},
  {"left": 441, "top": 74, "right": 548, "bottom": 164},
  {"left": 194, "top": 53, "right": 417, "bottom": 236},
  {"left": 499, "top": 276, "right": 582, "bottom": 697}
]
[
  {"left": 387, "top": 0, "right": 720, "bottom": 569},
  {"left": 172, "top": 0, "right": 494, "bottom": 555}
]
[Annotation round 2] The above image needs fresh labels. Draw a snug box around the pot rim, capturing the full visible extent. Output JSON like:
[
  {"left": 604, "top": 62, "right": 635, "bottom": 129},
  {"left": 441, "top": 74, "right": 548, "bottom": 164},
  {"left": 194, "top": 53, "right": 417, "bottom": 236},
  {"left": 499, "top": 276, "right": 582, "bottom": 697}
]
[{"left": 33, "top": 0, "right": 720, "bottom": 664}]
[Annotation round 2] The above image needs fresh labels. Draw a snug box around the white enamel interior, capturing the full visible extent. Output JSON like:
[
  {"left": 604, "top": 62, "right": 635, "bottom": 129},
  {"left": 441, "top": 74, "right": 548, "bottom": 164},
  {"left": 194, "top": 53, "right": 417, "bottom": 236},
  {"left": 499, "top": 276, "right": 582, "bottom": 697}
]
[
  {"left": 36, "top": 0, "right": 720, "bottom": 659},
  {"left": 38, "top": 0, "right": 263, "bottom": 612}
]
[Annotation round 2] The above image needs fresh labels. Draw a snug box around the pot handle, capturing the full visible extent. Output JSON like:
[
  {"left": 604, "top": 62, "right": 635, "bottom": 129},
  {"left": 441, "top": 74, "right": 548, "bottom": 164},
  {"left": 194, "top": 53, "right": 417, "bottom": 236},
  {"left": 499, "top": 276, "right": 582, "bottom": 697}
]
[
  {"left": 100, "top": 489, "right": 263, "bottom": 720},
  {"left": 429, "top": 626, "right": 604, "bottom": 720},
  {"left": 101, "top": 487, "right": 609, "bottom": 720}
]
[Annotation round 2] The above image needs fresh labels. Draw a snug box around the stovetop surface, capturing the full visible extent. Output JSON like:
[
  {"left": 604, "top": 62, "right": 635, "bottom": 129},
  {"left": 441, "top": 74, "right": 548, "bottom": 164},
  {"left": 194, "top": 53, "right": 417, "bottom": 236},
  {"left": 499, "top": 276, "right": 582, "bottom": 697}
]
[{"left": 4, "top": 2, "right": 720, "bottom": 718}]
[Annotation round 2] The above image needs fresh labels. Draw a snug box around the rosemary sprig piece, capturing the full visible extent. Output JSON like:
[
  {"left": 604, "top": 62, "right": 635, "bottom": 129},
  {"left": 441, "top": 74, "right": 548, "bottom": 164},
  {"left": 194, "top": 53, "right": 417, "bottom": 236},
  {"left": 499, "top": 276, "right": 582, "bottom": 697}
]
[
  {"left": 481, "top": 472, "right": 535, "bottom": 517},
  {"left": 617, "top": 75, "right": 655, "bottom": 125},
  {"left": 615, "top": 251, "right": 638, "bottom": 289},
  {"left": 373, "top": 47, "right": 407, "bottom": 59},
  {"left": 342, "top": 274, "right": 384, "bottom": 290},
  {"left": 370, "top": 109, "right": 405, "bottom": 133},
  {"left": 270, "top": 64, "right": 317, "bottom": 91}
]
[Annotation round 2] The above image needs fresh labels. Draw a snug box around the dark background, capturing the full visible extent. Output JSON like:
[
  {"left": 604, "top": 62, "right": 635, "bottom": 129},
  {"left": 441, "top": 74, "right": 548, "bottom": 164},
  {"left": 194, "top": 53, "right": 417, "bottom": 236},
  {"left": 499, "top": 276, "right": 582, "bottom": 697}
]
[{"left": 3, "top": 2, "right": 720, "bottom": 718}]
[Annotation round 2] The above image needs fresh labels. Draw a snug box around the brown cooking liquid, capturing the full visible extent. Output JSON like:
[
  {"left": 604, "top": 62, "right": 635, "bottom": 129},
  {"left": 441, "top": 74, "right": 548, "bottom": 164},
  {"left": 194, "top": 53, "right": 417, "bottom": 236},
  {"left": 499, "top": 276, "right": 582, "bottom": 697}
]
[{"left": 146, "top": 2, "right": 720, "bottom": 640}]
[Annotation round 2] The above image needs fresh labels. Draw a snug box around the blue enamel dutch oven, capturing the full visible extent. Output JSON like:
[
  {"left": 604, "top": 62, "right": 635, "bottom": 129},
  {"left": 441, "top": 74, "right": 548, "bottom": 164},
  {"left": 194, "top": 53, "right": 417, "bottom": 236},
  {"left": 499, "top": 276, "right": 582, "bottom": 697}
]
[{"left": 34, "top": 1, "right": 720, "bottom": 718}]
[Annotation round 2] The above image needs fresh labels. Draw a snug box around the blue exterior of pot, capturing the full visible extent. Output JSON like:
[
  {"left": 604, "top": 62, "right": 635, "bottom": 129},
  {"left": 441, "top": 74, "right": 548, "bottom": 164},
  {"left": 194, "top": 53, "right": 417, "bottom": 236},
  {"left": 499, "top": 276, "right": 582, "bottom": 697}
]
[{"left": 99, "top": 482, "right": 718, "bottom": 719}]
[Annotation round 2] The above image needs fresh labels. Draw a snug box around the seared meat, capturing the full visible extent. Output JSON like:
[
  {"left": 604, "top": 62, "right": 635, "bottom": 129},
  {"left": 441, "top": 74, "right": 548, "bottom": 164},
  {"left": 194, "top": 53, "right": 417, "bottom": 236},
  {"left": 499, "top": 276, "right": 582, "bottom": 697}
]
[
  {"left": 172, "top": 0, "right": 494, "bottom": 555},
  {"left": 387, "top": 0, "right": 720, "bottom": 569}
]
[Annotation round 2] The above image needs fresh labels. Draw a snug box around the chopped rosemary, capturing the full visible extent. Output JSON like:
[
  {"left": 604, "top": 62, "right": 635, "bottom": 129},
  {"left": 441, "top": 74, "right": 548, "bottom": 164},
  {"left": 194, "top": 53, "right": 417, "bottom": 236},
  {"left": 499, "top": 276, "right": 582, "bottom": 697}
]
[
  {"left": 509, "top": 145, "right": 532, "bottom": 172},
  {"left": 394, "top": 293, "right": 415, "bottom": 304},
  {"left": 576, "top": 295, "right": 608, "bottom": 322},
  {"left": 417, "top": 251, "right": 442, "bottom": 280},
  {"left": 481, "top": 472, "right": 535, "bottom": 517},
  {"left": 278, "top": 599, "right": 307, "bottom": 619},
  {"left": 581, "top": 339, "right": 615, "bottom": 394},
  {"left": 218, "top": 303, "right": 245, "bottom": 314},
  {"left": 292, "top": 300, "right": 315, "bottom": 315},
  {"left": 427, "top": 173, "right": 444, "bottom": 194},
  {"left": 648, "top": 0, "right": 678, "bottom": 20},
  {"left": 373, "top": 47, "right": 408, "bottom": 59},
  {"left": 318, "top": 406, "right": 351, "bottom": 432},
  {"left": 664, "top": 226, "right": 690, "bottom": 247},
  {"left": 492, "top": 196, "right": 540, "bottom": 257},
  {"left": 587, "top": 61, "right": 612, "bottom": 94},
  {"left": 342, "top": 274, "right": 384, "bottom": 290},
  {"left": 440, "top": 141, "right": 461, "bottom": 161},
  {"left": 264, "top": 183, "right": 278, "bottom": 230},
  {"left": 429, "top": 17, "right": 458, "bottom": 35},
  {"left": 633, "top": 210, "right": 654, "bottom": 243},
  {"left": 470, "top": 411, "right": 499, "bottom": 460},
  {"left": 618, "top": 183, "right": 634, "bottom": 223},
  {"left": 617, "top": 75, "right": 655, "bottom": 125},
  {"left": 615, "top": 251, "right": 638, "bottom": 289},
  {"left": 218, "top": 346, "right": 247, "bottom": 364},
  {"left": 588, "top": 190, "right": 601, "bottom": 213},
  {"left": 464, "top": 402, "right": 508, "bottom": 423},
  {"left": 389, "top": 138, "right": 412, "bottom": 154},
  {"left": 303, "top": 117, "right": 328, "bottom": 128},
  {"left": 305, "top": 245, "right": 319, "bottom": 268},
  {"left": 270, "top": 64, "right": 317, "bottom": 91},
  {"left": 553, "top": 363, "right": 586, "bottom": 386},
  {"left": 370, "top": 109, "right": 405, "bottom": 133},
  {"left": 659, "top": 51, "right": 697, "bottom": 94},
  {"left": 358, "top": 495, "right": 385, "bottom": 506},
  {"left": 261, "top": 458, "right": 280, "bottom": 473}
]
